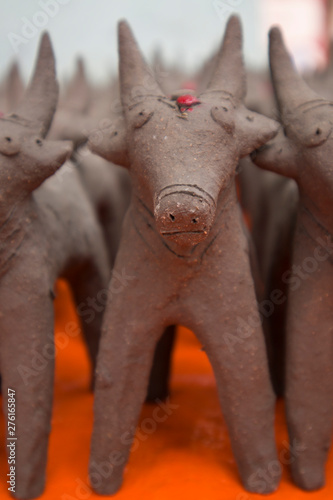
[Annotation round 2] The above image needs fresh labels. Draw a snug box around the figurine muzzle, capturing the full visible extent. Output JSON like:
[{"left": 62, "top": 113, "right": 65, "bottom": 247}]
[{"left": 154, "top": 185, "right": 215, "bottom": 246}]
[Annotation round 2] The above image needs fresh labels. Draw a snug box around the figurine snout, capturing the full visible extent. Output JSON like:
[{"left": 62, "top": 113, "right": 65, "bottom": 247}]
[
  {"left": 0, "top": 135, "right": 20, "bottom": 156},
  {"left": 155, "top": 189, "right": 215, "bottom": 246}
]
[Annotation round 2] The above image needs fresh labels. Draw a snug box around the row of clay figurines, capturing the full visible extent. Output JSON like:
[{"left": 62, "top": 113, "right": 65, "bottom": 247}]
[{"left": 0, "top": 15, "right": 331, "bottom": 499}]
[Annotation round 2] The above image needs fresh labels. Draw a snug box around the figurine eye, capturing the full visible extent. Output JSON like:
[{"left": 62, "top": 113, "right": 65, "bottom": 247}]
[
  {"left": 36, "top": 139, "right": 43, "bottom": 146},
  {"left": 132, "top": 110, "right": 154, "bottom": 129},
  {"left": 211, "top": 106, "right": 235, "bottom": 135},
  {"left": 299, "top": 121, "right": 331, "bottom": 148}
]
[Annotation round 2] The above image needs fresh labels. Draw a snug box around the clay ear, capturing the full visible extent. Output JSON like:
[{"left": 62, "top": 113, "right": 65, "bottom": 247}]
[
  {"left": 299, "top": 121, "right": 331, "bottom": 148},
  {"left": 251, "top": 127, "right": 298, "bottom": 179},
  {"left": 131, "top": 109, "right": 154, "bottom": 129},
  {"left": 14, "top": 32, "right": 58, "bottom": 137},
  {"left": 236, "top": 108, "right": 279, "bottom": 157},
  {"left": 211, "top": 106, "right": 235, "bottom": 135},
  {"left": 88, "top": 115, "right": 129, "bottom": 168}
]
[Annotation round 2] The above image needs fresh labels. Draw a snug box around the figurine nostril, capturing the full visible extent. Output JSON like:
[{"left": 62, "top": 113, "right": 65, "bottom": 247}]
[
  {"left": 5, "top": 137, "right": 11, "bottom": 142},
  {"left": 36, "top": 139, "right": 42, "bottom": 146},
  {"left": 192, "top": 218, "right": 198, "bottom": 224},
  {"left": 169, "top": 213, "right": 175, "bottom": 221}
]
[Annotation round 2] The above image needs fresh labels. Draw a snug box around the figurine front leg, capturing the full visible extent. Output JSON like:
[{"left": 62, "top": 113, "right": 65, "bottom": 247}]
[
  {"left": 188, "top": 259, "right": 279, "bottom": 493},
  {"left": 285, "top": 236, "right": 333, "bottom": 491},
  {"left": 0, "top": 274, "right": 55, "bottom": 499},
  {"left": 89, "top": 275, "right": 166, "bottom": 495}
]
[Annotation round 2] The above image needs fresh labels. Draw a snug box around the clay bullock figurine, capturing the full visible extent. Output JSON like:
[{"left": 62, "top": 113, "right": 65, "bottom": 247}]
[
  {"left": 0, "top": 34, "right": 109, "bottom": 498},
  {"left": 89, "top": 17, "right": 281, "bottom": 494},
  {"left": 253, "top": 28, "right": 333, "bottom": 491}
]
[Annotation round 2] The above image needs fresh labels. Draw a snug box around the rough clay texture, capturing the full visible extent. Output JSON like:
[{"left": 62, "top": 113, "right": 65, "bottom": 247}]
[
  {"left": 238, "top": 157, "right": 298, "bottom": 396},
  {"left": 0, "top": 34, "right": 109, "bottom": 499},
  {"left": 48, "top": 56, "right": 175, "bottom": 402},
  {"left": 89, "top": 17, "right": 281, "bottom": 495},
  {"left": 253, "top": 28, "right": 333, "bottom": 492}
]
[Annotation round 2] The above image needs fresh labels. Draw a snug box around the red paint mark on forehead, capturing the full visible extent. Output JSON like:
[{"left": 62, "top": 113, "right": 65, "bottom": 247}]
[
  {"left": 0, "top": 112, "right": 4, "bottom": 118},
  {"left": 176, "top": 95, "right": 201, "bottom": 107}
]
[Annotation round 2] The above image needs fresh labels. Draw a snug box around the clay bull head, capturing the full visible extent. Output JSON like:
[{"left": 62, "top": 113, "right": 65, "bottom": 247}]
[
  {"left": 0, "top": 33, "right": 72, "bottom": 196},
  {"left": 90, "top": 16, "right": 278, "bottom": 249},
  {"left": 252, "top": 27, "right": 333, "bottom": 235}
]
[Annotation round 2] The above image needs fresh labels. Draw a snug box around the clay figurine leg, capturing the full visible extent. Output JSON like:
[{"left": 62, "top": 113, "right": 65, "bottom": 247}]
[
  {"left": 89, "top": 280, "right": 165, "bottom": 494},
  {"left": 66, "top": 256, "right": 110, "bottom": 389},
  {"left": 0, "top": 278, "right": 55, "bottom": 499},
  {"left": 285, "top": 239, "right": 333, "bottom": 490},
  {"left": 188, "top": 270, "right": 280, "bottom": 493},
  {"left": 97, "top": 198, "right": 125, "bottom": 269},
  {"left": 146, "top": 325, "right": 176, "bottom": 402}
]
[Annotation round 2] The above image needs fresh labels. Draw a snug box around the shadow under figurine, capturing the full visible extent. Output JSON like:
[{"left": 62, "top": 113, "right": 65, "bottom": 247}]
[
  {"left": 88, "top": 17, "right": 281, "bottom": 495},
  {"left": 253, "top": 28, "right": 333, "bottom": 492},
  {"left": 0, "top": 33, "right": 110, "bottom": 499}
]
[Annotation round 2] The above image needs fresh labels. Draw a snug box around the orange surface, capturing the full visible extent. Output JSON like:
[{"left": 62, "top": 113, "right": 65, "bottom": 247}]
[{"left": 0, "top": 280, "right": 332, "bottom": 500}]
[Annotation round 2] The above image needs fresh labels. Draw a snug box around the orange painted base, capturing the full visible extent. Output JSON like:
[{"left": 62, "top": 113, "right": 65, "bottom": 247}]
[{"left": 0, "top": 280, "right": 332, "bottom": 499}]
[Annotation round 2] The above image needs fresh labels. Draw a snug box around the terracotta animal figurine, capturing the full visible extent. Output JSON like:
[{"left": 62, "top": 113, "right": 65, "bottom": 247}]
[
  {"left": 0, "top": 33, "right": 109, "bottom": 499},
  {"left": 89, "top": 17, "right": 281, "bottom": 494},
  {"left": 252, "top": 28, "right": 333, "bottom": 491}
]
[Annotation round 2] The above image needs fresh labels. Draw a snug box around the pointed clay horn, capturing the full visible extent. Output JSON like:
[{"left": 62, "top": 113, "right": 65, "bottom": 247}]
[
  {"left": 65, "top": 57, "right": 91, "bottom": 113},
  {"left": 14, "top": 32, "right": 59, "bottom": 137},
  {"left": 269, "top": 27, "right": 325, "bottom": 119},
  {"left": 6, "top": 62, "right": 25, "bottom": 112},
  {"left": 118, "top": 20, "right": 164, "bottom": 110},
  {"left": 202, "top": 15, "right": 246, "bottom": 101}
]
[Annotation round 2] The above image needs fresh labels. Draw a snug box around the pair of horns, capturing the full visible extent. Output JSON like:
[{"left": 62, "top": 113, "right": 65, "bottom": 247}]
[
  {"left": 10, "top": 33, "right": 58, "bottom": 138},
  {"left": 118, "top": 15, "right": 247, "bottom": 108},
  {"left": 119, "top": 16, "right": 324, "bottom": 121}
]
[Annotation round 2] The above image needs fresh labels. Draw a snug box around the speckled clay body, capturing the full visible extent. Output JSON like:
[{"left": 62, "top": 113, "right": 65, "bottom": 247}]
[
  {"left": 49, "top": 58, "right": 175, "bottom": 402},
  {"left": 0, "top": 34, "right": 109, "bottom": 498},
  {"left": 253, "top": 28, "right": 333, "bottom": 491},
  {"left": 89, "top": 17, "right": 281, "bottom": 495}
]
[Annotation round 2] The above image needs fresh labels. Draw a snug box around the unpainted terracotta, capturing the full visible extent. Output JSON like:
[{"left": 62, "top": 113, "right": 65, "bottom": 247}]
[
  {"left": 49, "top": 56, "right": 176, "bottom": 402},
  {"left": 0, "top": 33, "right": 109, "bottom": 499},
  {"left": 89, "top": 17, "right": 281, "bottom": 495},
  {"left": 253, "top": 27, "right": 333, "bottom": 491},
  {"left": 238, "top": 157, "right": 298, "bottom": 395}
]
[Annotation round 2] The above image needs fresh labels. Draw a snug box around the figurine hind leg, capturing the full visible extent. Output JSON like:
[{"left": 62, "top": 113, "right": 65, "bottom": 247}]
[{"left": 66, "top": 251, "right": 110, "bottom": 389}]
